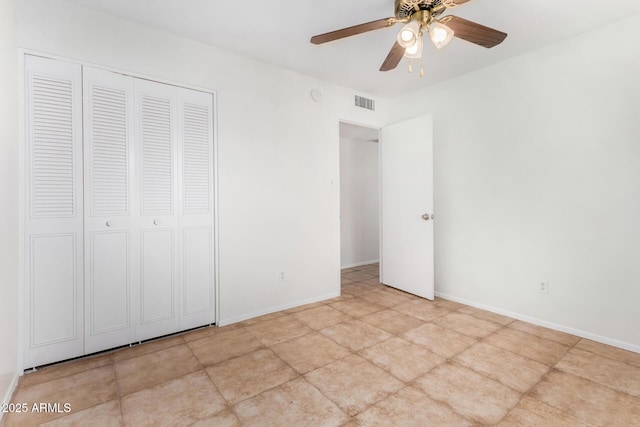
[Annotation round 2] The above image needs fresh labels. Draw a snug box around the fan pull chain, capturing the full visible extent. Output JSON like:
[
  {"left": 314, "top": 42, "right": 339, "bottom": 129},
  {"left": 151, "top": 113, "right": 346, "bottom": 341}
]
[{"left": 408, "top": 60, "right": 424, "bottom": 76}]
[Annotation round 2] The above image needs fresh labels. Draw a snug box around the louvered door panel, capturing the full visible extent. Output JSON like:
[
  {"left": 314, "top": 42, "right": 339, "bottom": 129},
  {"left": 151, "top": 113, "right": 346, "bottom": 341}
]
[
  {"left": 24, "top": 55, "right": 84, "bottom": 368},
  {"left": 183, "top": 103, "right": 211, "bottom": 214},
  {"left": 89, "top": 86, "right": 129, "bottom": 216},
  {"left": 140, "top": 95, "right": 174, "bottom": 215},
  {"left": 30, "top": 76, "right": 76, "bottom": 218},
  {"left": 83, "top": 67, "right": 137, "bottom": 354}
]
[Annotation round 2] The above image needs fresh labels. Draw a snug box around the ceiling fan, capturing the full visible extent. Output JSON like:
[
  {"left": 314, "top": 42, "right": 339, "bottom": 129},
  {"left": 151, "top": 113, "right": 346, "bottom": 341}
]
[{"left": 310, "top": 0, "right": 507, "bottom": 75}]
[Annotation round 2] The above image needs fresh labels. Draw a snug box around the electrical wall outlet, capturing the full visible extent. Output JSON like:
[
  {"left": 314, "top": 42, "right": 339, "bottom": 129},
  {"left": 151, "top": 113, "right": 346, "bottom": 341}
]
[{"left": 538, "top": 282, "right": 549, "bottom": 294}]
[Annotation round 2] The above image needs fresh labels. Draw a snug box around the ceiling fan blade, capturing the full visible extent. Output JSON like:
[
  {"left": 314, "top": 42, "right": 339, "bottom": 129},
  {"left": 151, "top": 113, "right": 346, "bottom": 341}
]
[
  {"left": 311, "top": 18, "right": 395, "bottom": 44},
  {"left": 379, "top": 41, "right": 405, "bottom": 72},
  {"left": 444, "top": 16, "right": 507, "bottom": 48}
]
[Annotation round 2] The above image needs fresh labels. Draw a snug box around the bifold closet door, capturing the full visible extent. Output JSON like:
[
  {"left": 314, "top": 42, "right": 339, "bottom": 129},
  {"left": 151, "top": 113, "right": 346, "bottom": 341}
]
[
  {"left": 131, "top": 81, "right": 217, "bottom": 338},
  {"left": 83, "top": 67, "right": 137, "bottom": 354},
  {"left": 25, "top": 59, "right": 216, "bottom": 362},
  {"left": 24, "top": 56, "right": 84, "bottom": 367},
  {"left": 178, "top": 88, "right": 215, "bottom": 329},
  {"left": 84, "top": 70, "right": 185, "bottom": 351},
  {"left": 134, "top": 78, "right": 180, "bottom": 341}
]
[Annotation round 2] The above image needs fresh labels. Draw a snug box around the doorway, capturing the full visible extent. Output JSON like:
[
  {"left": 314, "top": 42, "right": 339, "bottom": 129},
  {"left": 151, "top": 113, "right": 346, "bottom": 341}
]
[
  {"left": 339, "top": 115, "right": 435, "bottom": 300},
  {"left": 339, "top": 122, "right": 380, "bottom": 270}
]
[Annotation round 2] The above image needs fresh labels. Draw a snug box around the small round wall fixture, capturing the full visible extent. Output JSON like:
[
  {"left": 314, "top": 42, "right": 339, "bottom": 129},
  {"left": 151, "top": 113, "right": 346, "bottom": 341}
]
[{"left": 310, "top": 88, "right": 322, "bottom": 102}]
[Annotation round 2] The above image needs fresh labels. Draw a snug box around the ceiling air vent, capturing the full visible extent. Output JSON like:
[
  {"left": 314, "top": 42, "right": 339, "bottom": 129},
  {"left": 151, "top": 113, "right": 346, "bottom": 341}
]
[{"left": 355, "top": 95, "right": 375, "bottom": 111}]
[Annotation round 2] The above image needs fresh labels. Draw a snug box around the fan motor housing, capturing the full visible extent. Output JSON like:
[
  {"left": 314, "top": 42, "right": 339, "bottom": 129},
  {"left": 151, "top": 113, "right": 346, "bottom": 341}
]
[{"left": 394, "top": 0, "right": 446, "bottom": 19}]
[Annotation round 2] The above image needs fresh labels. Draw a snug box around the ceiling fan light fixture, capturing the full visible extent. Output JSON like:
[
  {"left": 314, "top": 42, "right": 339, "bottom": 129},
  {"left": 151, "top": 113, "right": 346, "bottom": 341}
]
[
  {"left": 397, "top": 20, "right": 420, "bottom": 48},
  {"left": 404, "top": 35, "right": 423, "bottom": 59},
  {"left": 429, "top": 20, "right": 454, "bottom": 49},
  {"left": 309, "top": 0, "right": 509, "bottom": 73}
]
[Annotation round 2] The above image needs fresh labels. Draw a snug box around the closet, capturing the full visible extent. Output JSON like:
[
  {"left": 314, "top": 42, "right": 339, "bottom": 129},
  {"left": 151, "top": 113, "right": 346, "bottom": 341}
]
[{"left": 24, "top": 55, "right": 216, "bottom": 367}]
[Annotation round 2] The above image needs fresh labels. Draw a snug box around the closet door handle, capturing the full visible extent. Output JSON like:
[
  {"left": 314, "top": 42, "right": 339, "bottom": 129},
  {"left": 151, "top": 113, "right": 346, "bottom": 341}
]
[
  {"left": 105, "top": 221, "right": 112, "bottom": 227},
  {"left": 153, "top": 219, "right": 159, "bottom": 226}
]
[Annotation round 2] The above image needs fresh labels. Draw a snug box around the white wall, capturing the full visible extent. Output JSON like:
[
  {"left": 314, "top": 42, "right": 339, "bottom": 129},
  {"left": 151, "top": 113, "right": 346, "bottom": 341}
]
[
  {"left": 0, "top": 0, "right": 20, "bottom": 408},
  {"left": 340, "top": 138, "right": 379, "bottom": 268},
  {"left": 16, "top": 0, "right": 389, "bottom": 328},
  {"left": 389, "top": 15, "right": 640, "bottom": 351}
]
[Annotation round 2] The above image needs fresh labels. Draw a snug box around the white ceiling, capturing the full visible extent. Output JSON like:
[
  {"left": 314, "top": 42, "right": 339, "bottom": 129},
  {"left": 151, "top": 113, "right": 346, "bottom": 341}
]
[{"left": 66, "top": 0, "right": 640, "bottom": 98}]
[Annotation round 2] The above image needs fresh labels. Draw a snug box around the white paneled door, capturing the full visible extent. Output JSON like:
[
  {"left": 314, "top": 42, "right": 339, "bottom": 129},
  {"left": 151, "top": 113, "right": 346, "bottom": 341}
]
[
  {"left": 24, "top": 56, "right": 84, "bottom": 368},
  {"left": 178, "top": 88, "right": 215, "bottom": 330},
  {"left": 24, "top": 56, "right": 216, "bottom": 367},
  {"left": 83, "top": 67, "right": 137, "bottom": 354},
  {"left": 134, "top": 78, "right": 180, "bottom": 342},
  {"left": 380, "top": 115, "right": 434, "bottom": 300}
]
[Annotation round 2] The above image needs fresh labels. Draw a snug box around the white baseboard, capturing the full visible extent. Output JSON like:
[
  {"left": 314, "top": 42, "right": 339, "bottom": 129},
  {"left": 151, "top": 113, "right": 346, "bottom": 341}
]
[
  {"left": 1, "top": 372, "right": 20, "bottom": 422},
  {"left": 436, "top": 291, "right": 640, "bottom": 354},
  {"left": 341, "top": 259, "right": 379, "bottom": 269},
  {"left": 218, "top": 292, "right": 340, "bottom": 327}
]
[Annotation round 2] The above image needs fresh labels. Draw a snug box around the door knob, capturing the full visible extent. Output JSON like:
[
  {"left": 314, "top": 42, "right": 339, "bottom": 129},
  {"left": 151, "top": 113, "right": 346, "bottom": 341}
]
[
  {"left": 105, "top": 221, "right": 112, "bottom": 227},
  {"left": 153, "top": 219, "right": 159, "bottom": 225},
  {"left": 422, "top": 214, "right": 430, "bottom": 221}
]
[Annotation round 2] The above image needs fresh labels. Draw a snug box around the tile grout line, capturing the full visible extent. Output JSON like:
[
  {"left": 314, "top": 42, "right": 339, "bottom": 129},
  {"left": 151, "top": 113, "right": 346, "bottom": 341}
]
[
  {"left": 571, "top": 340, "right": 640, "bottom": 370},
  {"left": 477, "top": 324, "right": 575, "bottom": 367},
  {"left": 115, "top": 360, "right": 126, "bottom": 427},
  {"left": 551, "top": 338, "right": 640, "bottom": 399}
]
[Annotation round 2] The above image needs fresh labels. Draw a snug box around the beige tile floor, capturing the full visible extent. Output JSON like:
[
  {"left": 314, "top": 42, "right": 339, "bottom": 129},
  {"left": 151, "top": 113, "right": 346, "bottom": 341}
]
[{"left": 5, "top": 263, "right": 640, "bottom": 426}]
